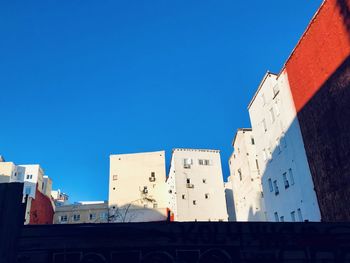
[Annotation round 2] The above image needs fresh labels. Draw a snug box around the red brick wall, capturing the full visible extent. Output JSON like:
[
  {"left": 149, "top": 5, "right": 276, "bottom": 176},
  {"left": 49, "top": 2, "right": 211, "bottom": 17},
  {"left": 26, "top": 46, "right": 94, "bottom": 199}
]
[
  {"left": 285, "top": 0, "right": 350, "bottom": 221},
  {"left": 29, "top": 186, "right": 54, "bottom": 225},
  {"left": 286, "top": 0, "right": 350, "bottom": 112}
]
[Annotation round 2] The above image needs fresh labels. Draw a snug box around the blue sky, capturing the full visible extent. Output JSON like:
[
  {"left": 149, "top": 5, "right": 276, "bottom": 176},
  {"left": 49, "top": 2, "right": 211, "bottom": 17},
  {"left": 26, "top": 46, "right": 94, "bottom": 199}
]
[{"left": 0, "top": 0, "right": 322, "bottom": 202}]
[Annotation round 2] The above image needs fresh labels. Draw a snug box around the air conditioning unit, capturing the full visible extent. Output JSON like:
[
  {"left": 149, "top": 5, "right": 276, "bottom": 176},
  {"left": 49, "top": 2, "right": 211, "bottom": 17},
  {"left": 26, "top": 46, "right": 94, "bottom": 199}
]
[
  {"left": 149, "top": 176, "right": 156, "bottom": 182},
  {"left": 142, "top": 187, "right": 148, "bottom": 194},
  {"left": 186, "top": 183, "right": 194, "bottom": 188}
]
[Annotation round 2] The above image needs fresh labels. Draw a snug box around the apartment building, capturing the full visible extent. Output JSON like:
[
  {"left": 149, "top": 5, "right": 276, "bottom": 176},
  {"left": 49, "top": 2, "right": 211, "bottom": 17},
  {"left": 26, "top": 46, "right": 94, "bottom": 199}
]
[
  {"left": 0, "top": 159, "right": 54, "bottom": 224},
  {"left": 248, "top": 72, "right": 321, "bottom": 222},
  {"left": 54, "top": 201, "right": 109, "bottom": 224},
  {"left": 52, "top": 189, "right": 69, "bottom": 207},
  {"left": 167, "top": 148, "right": 228, "bottom": 222},
  {"left": 109, "top": 151, "right": 168, "bottom": 222},
  {"left": 229, "top": 128, "right": 266, "bottom": 221}
]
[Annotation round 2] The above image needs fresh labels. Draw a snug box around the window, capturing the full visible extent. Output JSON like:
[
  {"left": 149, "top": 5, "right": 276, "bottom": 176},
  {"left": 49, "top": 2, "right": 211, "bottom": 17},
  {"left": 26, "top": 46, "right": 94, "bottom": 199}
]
[
  {"left": 288, "top": 168, "right": 295, "bottom": 185},
  {"left": 280, "top": 216, "right": 284, "bottom": 222},
  {"left": 73, "top": 214, "right": 80, "bottom": 221},
  {"left": 186, "top": 178, "right": 191, "bottom": 184},
  {"left": 255, "top": 159, "right": 259, "bottom": 170},
  {"left": 283, "top": 172, "right": 289, "bottom": 189},
  {"left": 182, "top": 194, "right": 186, "bottom": 199},
  {"left": 251, "top": 137, "right": 255, "bottom": 145},
  {"left": 193, "top": 200, "right": 197, "bottom": 205},
  {"left": 238, "top": 169, "right": 242, "bottom": 181},
  {"left": 183, "top": 158, "right": 192, "bottom": 168},
  {"left": 202, "top": 179, "right": 206, "bottom": 184},
  {"left": 198, "top": 159, "right": 211, "bottom": 166},
  {"left": 113, "top": 175, "right": 118, "bottom": 180},
  {"left": 89, "top": 213, "right": 96, "bottom": 221},
  {"left": 60, "top": 215, "right": 68, "bottom": 222},
  {"left": 42, "top": 182, "right": 45, "bottom": 190},
  {"left": 205, "top": 193, "right": 209, "bottom": 199},
  {"left": 100, "top": 212, "right": 107, "bottom": 219},
  {"left": 269, "top": 107, "right": 275, "bottom": 123},
  {"left": 274, "top": 212, "right": 279, "bottom": 222},
  {"left": 297, "top": 208, "right": 303, "bottom": 222},
  {"left": 273, "top": 180, "right": 279, "bottom": 195},
  {"left": 262, "top": 119, "right": 267, "bottom": 132},
  {"left": 268, "top": 179, "right": 273, "bottom": 192},
  {"left": 153, "top": 203, "right": 158, "bottom": 208},
  {"left": 291, "top": 211, "right": 296, "bottom": 222}
]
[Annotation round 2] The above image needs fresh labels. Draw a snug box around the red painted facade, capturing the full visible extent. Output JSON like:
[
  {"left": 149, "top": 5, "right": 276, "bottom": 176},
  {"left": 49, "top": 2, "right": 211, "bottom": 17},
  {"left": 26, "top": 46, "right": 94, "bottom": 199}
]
[
  {"left": 29, "top": 186, "right": 54, "bottom": 225},
  {"left": 285, "top": 0, "right": 350, "bottom": 112},
  {"left": 285, "top": 0, "right": 350, "bottom": 221}
]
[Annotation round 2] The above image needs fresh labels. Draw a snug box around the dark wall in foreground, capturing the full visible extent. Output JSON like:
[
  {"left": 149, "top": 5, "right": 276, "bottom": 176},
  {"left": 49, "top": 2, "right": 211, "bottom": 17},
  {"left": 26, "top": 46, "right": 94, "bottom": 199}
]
[{"left": 16, "top": 222, "right": 350, "bottom": 262}]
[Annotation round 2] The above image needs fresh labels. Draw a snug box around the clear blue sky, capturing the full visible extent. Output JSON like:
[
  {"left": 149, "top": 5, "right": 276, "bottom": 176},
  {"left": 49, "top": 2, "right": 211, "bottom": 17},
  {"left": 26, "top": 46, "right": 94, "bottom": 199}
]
[{"left": 0, "top": 0, "right": 322, "bottom": 202}]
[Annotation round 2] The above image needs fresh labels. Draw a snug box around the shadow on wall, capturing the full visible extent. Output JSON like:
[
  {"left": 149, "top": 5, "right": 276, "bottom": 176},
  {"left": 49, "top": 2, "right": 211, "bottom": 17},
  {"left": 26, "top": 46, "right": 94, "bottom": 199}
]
[
  {"left": 109, "top": 204, "right": 168, "bottom": 223},
  {"left": 337, "top": 0, "right": 350, "bottom": 38},
  {"left": 260, "top": 54, "right": 350, "bottom": 222},
  {"left": 295, "top": 54, "right": 350, "bottom": 221},
  {"left": 225, "top": 188, "right": 236, "bottom": 221}
]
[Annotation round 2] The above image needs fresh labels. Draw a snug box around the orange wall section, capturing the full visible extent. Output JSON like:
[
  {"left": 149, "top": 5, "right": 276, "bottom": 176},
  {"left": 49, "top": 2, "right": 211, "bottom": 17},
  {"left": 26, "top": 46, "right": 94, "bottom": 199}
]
[
  {"left": 29, "top": 186, "right": 54, "bottom": 225},
  {"left": 285, "top": 0, "right": 350, "bottom": 113}
]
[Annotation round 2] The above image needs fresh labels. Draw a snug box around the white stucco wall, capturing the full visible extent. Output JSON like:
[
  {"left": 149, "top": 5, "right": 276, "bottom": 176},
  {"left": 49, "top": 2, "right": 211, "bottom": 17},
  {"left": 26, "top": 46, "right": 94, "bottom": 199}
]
[
  {"left": 20, "top": 164, "right": 45, "bottom": 199},
  {"left": 167, "top": 148, "right": 228, "bottom": 222},
  {"left": 229, "top": 129, "right": 266, "bottom": 221},
  {"left": 248, "top": 71, "right": 321, "bottom": 222},
  {"left": 109, "top": 150, "right": 168, "bottom": 222}
]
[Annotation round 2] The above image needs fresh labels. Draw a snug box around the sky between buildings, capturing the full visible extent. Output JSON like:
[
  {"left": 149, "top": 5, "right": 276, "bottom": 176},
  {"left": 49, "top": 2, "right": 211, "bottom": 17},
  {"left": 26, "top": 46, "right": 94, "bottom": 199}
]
[{"left": 0, "top": 0, "right": 323, "bottom": 202}]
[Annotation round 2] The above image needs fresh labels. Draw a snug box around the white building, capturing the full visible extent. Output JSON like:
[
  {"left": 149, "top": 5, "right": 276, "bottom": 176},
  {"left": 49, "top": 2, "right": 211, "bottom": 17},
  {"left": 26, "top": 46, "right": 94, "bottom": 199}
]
[
  {"left": 54, "top": 201, "right": 108, "bottom": 224},
  {"left": 109, "top": 151, "right": 168, "bottom": 222},
  {"left": 229, "top": 128, "right": 266, "bottom": 221},
  {"left": 167, "top": 148, "right": 228, "bottom": 222},
  {"left": 0, "top": 160, "right": 54, "bottom": 224},
  {"left": 51, "top": 189, "right": 69, "bottom": 207},
  {"left": 248, "top": 72, "right": 321, "bottom": 222}
]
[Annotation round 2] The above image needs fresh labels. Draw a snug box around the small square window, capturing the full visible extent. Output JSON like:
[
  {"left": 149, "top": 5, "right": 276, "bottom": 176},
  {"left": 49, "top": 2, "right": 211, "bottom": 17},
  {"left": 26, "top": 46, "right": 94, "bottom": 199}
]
[
  {"left": 274, "top": 212, "right": 279, "bottom": 222},
  {"left": 89, "top": 213, "right": 96, "bottom": 220},
  {"left": 205, "top": 193, "right": 209, "bottom": 199},
  {"left": 113, "top": 175, "right": 118, "bottom": 180},
  {"left": 202, "top": 179, "right": 206, "bottom": 184},
  {"left": 153, "top": 203, "right": 158, "bottom": 208},
  {"left": 182, "top": 194, "right": 185, "bottom": 199},
  {"left": 193, "top": 200, "right": 197, "bottom": 205},
  {"left": 73, "top": 214, "right": 80, "bottom": 221},
  {"left": 60, "top": 215, "right": 68, "bottom": 222}
]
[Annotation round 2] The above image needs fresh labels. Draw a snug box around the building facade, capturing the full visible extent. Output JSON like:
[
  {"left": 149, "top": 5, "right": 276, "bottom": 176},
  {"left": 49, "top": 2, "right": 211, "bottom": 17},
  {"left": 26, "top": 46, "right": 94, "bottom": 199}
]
[
  {"left": 0, "top": 160, "right": 54, "bottom": 224},
  {"left": 229, "top": 128, "right": 266, "bottom": 221},
  {"left": 109, "top": 151, "right": 168, "bottom": 222},
  {"left": 282, "top": 0, "right": 350, "bottom": 221},
  {"left": 248, "top": 72, "right": 321, "bottom": 222},
  {"left": 54, "top": 201, "right": 109, "bottom": 224},
  {"left": 167, "top": 148, "right": 228, "bottom": 222},
  {"left": 52, "top": 189, "right": 69, "bottom": 207}
]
